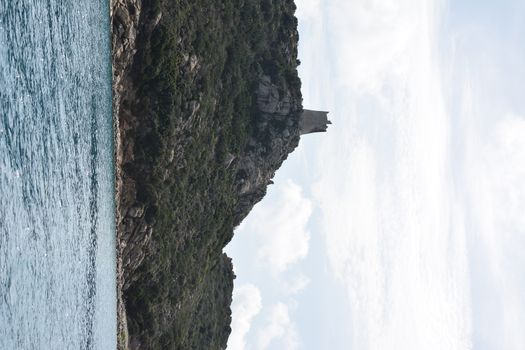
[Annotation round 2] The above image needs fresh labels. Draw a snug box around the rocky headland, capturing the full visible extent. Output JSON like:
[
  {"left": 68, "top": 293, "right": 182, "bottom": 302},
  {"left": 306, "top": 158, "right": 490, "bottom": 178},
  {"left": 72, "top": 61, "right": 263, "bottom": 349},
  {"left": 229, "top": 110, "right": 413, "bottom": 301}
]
[{"left": 111, "top": 1, "right": 315, "bottom": 348}]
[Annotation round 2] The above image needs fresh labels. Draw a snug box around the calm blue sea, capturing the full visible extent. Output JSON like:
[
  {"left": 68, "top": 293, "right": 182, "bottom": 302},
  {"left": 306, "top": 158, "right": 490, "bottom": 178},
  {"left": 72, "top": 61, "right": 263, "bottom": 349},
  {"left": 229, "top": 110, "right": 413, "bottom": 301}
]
[{"left": 0, "top": 1, "right": 116, "bottom": 349}]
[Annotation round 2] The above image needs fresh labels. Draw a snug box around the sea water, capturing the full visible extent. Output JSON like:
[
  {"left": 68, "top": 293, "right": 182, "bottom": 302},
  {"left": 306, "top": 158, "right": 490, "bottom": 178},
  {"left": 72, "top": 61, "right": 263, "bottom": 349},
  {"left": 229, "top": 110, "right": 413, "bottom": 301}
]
[{"left": 0, "top": 1, "right": 116, "bottom": 349}]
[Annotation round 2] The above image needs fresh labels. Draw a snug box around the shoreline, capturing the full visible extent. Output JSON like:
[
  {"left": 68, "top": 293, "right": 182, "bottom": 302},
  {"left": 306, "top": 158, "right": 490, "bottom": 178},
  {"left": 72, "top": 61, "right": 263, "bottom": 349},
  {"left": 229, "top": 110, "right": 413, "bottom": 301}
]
[{"left": 111, "top": 0, "right": 141, "bottom": 348}]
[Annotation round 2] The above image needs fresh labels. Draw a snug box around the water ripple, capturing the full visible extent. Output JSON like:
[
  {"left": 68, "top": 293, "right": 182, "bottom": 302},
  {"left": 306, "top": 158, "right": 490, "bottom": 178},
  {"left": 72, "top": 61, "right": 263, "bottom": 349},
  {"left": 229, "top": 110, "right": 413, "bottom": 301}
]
[{"left": 0, "top": 0, "right": 115, "bottom": 349}]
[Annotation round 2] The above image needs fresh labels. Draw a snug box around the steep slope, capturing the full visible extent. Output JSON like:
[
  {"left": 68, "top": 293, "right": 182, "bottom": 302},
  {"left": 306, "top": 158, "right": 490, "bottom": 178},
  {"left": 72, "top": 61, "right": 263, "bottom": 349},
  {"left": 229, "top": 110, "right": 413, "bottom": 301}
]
[{"left": 112, "top": 0, "right": 305, "bottom": 348}]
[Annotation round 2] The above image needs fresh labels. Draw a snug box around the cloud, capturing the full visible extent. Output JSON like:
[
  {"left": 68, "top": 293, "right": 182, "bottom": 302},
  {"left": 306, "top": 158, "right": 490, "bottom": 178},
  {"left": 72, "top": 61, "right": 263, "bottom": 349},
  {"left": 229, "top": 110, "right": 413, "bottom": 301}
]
[
  {"left": 253, "top": 180, "right": 313, "bottom": 273},
  {"left": 323, "top": 1, "right": 445, "bottom": 93},
  {"left": 226, "top": 180, "right": 313, "bottom": 349},
  {"left": 304, "top": 0, "right": 525, "bottom": 348},
  {"left": 460, "top": 111, "right": 525, "bottom": 350},
  {"left": 309, "top": 0, "right": 474, "bottom": 349},
  {"left": 284, "top": 273, "right": 310, "bottom": 296},
  {"left": 295, "top": 0, "right": 322, "bottom": 21},
  {"left": 482, "top": 115, "right": 525, "bottom": 234},
  {"left": 228, "top": 284, "right": 263, "bottom": 350},
  {"left": 256, "top": 303, "right": 299, "bottom": 350}
]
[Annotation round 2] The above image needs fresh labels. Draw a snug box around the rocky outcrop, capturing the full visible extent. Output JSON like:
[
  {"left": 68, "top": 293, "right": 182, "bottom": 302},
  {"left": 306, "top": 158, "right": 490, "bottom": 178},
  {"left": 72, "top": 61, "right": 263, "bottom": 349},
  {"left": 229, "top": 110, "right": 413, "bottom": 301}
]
[
  {"left": 112, "top": 0, "right": 156, "bottom": 286},
  {"left": 111, "top": 0, "right": 142, "bottom": 349},
  {"left": 233, "top": 75, "right": 302, "bottom": 225}
]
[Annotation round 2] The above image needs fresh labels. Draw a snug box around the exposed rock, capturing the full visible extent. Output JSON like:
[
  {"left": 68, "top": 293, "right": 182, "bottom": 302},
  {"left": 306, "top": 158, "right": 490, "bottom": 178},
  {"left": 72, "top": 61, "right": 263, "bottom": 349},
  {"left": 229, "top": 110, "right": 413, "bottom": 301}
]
[
  {"left": 231, "top": 75, "right": 302, "bottom": 225},
  {"left": 111, "top": 0, "right": 143, "bottom": 349},
  {"left": 189, "top": 55, "right": 200, "bottom": 72},
  {"left": 256, "top": 75, "right": 294, "bottom": 116},
  {"left": 127, "top": 205, "right": 144, "bottom": 218}
]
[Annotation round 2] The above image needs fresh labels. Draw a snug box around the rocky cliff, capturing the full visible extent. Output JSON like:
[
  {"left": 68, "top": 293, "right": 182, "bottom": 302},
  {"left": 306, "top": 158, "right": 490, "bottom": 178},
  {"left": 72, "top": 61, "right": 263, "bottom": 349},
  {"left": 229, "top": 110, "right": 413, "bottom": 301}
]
[
  {"left": 112, "top": 1, "right": 306, "bottom": 349},
  {"left": 233, "top": 74, "right": 302, "bottom": 225}
]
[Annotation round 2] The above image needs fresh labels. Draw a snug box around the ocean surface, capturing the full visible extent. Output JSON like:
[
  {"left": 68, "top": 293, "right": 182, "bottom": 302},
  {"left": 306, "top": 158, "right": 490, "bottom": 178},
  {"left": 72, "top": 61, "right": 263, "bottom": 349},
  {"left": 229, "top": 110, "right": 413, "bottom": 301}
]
[{"left": 0, "top": 1, "right": 116, "bottom": 349}]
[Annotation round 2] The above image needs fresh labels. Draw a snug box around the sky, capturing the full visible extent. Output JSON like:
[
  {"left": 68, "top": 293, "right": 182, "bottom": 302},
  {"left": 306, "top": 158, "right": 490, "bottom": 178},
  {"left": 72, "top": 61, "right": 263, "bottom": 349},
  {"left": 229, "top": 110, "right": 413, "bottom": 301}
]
[{"left": 225, "top": 1, "right": 525, "bottom": 349}]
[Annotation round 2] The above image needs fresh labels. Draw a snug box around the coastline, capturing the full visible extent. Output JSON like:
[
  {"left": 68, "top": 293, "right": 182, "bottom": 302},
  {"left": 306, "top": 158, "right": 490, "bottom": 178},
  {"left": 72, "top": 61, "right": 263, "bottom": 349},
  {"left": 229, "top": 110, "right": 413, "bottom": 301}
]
[{"left": 111, "top": 0, "right": 141, "bottom": 348}]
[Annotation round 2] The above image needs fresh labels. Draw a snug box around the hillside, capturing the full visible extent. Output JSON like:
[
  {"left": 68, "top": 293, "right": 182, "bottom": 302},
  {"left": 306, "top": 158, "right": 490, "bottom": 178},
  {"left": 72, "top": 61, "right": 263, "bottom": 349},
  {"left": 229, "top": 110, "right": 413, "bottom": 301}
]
[{"left": 112, "top": 0, "right": 304, "bottom": 348}]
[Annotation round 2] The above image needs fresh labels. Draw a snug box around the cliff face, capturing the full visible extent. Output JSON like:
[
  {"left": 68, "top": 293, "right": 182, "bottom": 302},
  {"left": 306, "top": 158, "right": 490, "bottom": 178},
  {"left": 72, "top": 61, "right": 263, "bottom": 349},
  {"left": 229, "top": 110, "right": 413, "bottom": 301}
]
[
  {"left": 233, "top": 75, "right": 302, "bottom": 225},
  {"left": 112, "top": 1, "right": 305, "bottom": 349}
]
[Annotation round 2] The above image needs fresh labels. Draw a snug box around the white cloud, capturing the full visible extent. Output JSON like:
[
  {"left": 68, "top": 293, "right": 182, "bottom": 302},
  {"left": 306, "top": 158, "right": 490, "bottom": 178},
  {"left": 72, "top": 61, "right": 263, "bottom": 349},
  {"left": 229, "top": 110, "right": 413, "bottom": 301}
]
[
  {"left": 482, "top": 115, "right": 525, "bottom": 234},
  {"left": 228, "top": 284, "right": 263, "bottom": 350},
  {"left": 226, "top": 180, "right": 312, "bottom": 349},
  {"left": 284, "top": 273, "right": 310, "bottom": 296},
  {"left": 303, "top": 0, "right": 525, "bottom": 348},
  {"left": 253, "top": 180, "right": 313, "bottom": 273},
  {"left": 295, "top": 0, "right": 321, "bottom": 21},
  {"left": 308, "top": 0, "right": 473, "bottom": 349},
  {"left": 256, "top": 303, "right": 299, "bottom": 350},
  {"left": 461, "top": 110, "right": 525, "bottom": 350},
  {"left": 328, "top": 1, "right": 444, "bottom": 93}
]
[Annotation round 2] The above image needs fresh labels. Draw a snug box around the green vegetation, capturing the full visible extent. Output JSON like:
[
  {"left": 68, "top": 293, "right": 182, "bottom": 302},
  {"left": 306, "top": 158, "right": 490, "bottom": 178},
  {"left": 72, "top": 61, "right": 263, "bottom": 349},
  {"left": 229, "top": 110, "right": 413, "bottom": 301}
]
[{"left": 122, "top": 0, "right": 301, "bottom": 348}]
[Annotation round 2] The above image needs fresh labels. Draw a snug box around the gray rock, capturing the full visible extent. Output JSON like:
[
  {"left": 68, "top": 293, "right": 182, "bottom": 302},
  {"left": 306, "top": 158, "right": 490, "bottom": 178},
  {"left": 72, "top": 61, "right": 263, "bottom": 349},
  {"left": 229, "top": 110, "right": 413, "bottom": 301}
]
[{"left": 231, "top": 75, "right": 302, "bottom": 225}]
